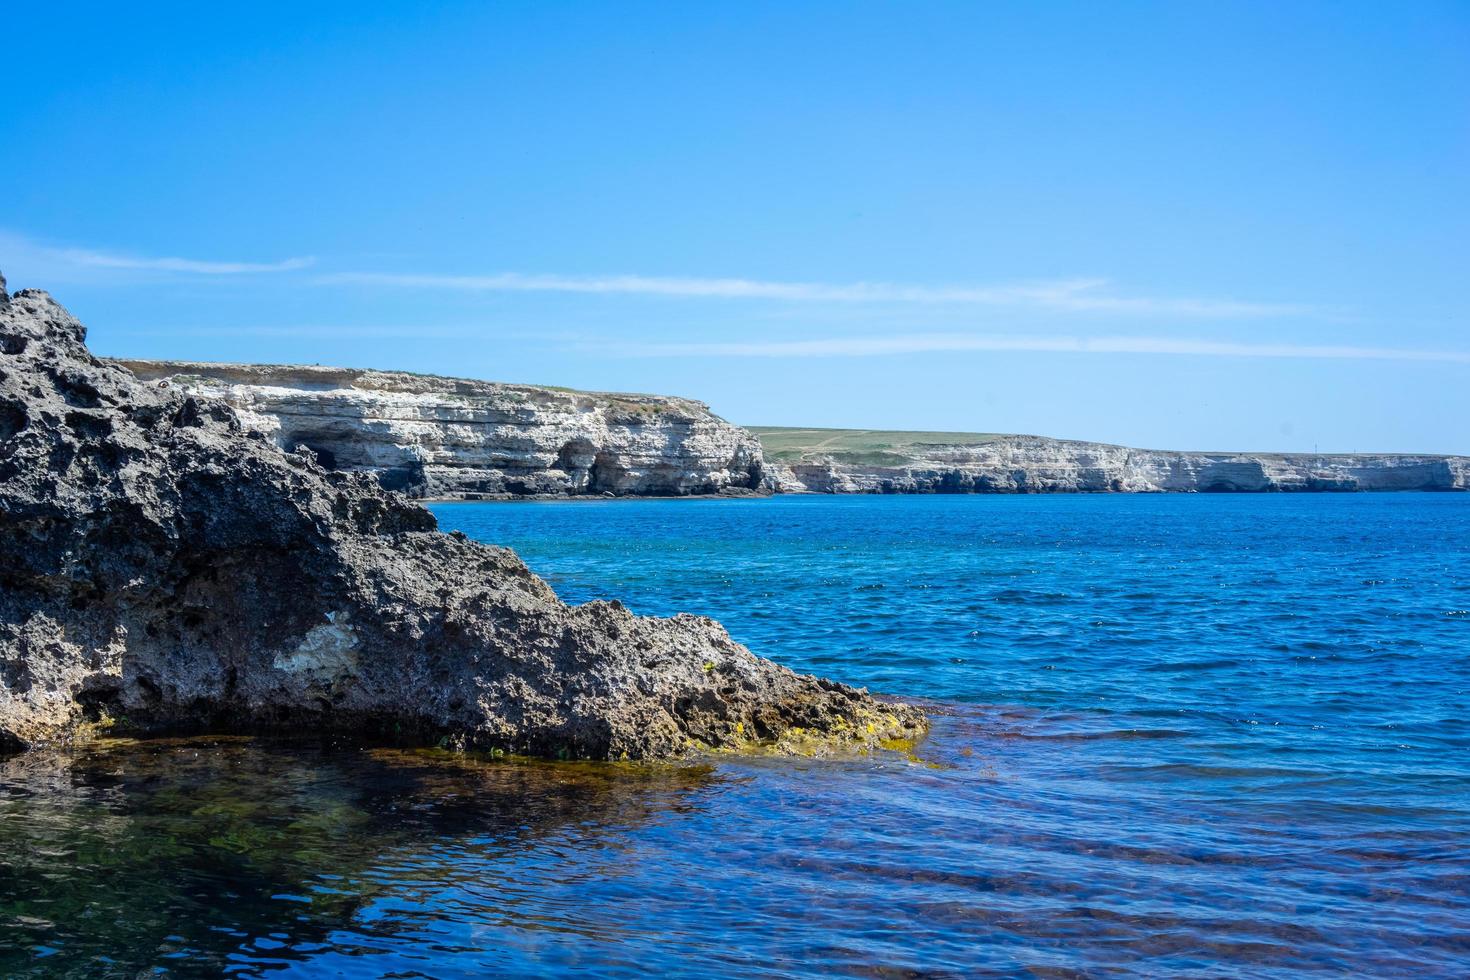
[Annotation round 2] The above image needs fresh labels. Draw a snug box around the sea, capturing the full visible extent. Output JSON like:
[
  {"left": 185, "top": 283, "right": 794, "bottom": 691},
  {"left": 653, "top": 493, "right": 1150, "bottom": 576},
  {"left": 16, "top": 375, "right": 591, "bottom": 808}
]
[{"left": 2, "top": 493, "right": 1467, "bottom": 977}]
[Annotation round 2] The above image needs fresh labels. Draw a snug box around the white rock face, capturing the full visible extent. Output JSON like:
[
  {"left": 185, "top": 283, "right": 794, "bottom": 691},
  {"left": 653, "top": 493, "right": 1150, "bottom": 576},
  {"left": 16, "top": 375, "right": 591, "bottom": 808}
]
[
  {"left": 114, "top": 361, "right": 769, "bottom": 499},
  {"left": 106, "top": 362, "right": 1468, "bottom": 497},
  {"left": 767, "top": 435, "right": 1470, "bottom": 494}
]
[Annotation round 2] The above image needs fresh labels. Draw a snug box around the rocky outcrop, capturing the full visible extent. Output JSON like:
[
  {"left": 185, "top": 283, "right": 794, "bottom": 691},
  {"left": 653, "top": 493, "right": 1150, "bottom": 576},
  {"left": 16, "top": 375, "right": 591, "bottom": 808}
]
[
  {"left": 763, "top": 434, "right": 1470, "bottom": 494},
  {"left": 114, "top": 360, "right": 769, "bottom": 499},
  {"left": 0, "top": 279, "right": 922, "bottom": 757}
]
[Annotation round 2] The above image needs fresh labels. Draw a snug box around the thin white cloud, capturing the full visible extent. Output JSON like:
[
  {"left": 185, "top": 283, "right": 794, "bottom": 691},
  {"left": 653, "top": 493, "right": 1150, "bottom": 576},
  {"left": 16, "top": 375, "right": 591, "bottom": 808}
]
[
  {"left": 322, "top": 271, "right": 1312, "bottom": 318},
  {"left": 2, "top": 232, "right": 1318, "bottom": 318},
  {"left": 120, "top": 324, "right": 483, "bottom": 339},
  {"left": 0, "top": 231, "right": 314, "bottom": 279},
  {"left": 58, "top": 248, "right": 315, "bottom": 274},
  {"left": 589, "top": 332, "right": 1470, "bottom": 364}
]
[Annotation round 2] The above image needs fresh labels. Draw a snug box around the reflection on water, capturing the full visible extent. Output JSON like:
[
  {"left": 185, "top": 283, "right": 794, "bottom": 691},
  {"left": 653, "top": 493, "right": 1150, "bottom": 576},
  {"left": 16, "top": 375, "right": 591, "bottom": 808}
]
[{"left": 0, "top": 737, "right": 717, "bottom": 977}]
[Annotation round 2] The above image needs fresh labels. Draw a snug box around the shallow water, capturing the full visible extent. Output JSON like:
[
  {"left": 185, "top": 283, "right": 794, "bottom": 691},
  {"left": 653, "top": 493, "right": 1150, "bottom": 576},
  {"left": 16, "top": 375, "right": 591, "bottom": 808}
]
[{"left": 4, "top": 494, "right": 1469, "bottom": 976}]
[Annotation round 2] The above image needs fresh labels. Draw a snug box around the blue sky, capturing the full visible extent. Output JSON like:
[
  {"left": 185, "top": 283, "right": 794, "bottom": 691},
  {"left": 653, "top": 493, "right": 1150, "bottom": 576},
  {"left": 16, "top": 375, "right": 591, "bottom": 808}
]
[{"left": 3, "top": 1, "right": 1466, "bottom": 452}]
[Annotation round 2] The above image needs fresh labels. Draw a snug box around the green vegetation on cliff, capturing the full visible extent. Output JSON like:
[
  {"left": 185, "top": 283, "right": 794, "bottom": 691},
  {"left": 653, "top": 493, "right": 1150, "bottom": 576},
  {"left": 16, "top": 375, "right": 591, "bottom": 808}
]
[{"left": 748, "top": 426, "right": 1006, "bottom": 466}]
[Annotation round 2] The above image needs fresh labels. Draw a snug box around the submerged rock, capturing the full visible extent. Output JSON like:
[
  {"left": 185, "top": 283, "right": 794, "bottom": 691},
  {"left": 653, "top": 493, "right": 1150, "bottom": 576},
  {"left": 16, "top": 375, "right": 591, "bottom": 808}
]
[{"left": 0, "top": 279, "right": 923, "bottom": 758}]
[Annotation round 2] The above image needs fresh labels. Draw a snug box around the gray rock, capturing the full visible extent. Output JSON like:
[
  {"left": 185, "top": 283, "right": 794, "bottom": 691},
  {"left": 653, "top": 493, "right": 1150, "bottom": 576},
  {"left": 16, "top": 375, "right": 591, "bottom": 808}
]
[{"left": 0, "top": 282, "right": 923, "bottom": 757}]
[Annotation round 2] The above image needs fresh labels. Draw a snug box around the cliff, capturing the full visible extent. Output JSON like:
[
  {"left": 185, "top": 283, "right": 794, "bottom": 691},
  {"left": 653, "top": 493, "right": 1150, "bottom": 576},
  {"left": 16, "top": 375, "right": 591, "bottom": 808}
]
[
  {"left": 102, "top": 367, "right": 1465, "bottom": 499},
  {"left": 0, "top": 278, "right": 922, "bottom": 757},
  {"left": 752, "top": 428, "right": 1470, "bottom": 494},
  {"left": 114, "top": 360, "right": 769, "bottom": 499}
]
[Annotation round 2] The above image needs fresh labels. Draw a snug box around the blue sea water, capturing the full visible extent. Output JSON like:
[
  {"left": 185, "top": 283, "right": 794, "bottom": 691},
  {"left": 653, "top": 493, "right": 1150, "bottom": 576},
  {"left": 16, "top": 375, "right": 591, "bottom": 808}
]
[
  {"left": 430, "top": 494, "right": 1470, "bottom": 976},
  {"left": 2, "top": 493, "right": 1468, "bottom": 977}
]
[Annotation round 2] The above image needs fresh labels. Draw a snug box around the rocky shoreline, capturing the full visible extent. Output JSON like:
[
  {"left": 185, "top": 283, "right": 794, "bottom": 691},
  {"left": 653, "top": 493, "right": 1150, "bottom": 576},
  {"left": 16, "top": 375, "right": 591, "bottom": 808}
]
[{"left": 0, "top": 276, "right": 923, "bottom": 758}]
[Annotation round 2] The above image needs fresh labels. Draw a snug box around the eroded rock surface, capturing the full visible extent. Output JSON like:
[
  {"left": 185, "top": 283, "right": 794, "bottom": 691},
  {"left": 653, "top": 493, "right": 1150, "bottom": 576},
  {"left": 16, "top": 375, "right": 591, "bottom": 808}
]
[
  {"left": 0, "top": 280, "right": 921, "bottom": 757},
  {"left": 115, "top": 360, "right": 769, "bottom": 499}
]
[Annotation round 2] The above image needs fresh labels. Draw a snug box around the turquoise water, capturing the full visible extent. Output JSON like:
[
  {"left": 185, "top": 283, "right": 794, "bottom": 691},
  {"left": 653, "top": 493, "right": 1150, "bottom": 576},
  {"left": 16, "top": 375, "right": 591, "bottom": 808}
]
[{"left": 3, "top": 494, "right": 1469, "bottom": 976}]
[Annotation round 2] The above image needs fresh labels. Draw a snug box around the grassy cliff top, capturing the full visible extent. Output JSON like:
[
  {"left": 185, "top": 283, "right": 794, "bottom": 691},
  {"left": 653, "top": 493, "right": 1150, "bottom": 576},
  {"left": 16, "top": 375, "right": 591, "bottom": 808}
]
[{"left": 748, "top": 426, "right": 1007, "bottom": 465}]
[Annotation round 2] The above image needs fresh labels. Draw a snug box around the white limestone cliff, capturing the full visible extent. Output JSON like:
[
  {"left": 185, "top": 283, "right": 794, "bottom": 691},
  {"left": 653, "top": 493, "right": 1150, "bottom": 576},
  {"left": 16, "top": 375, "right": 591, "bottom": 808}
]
[
  {"left": 765, "top": 435, "right": 1470, "bottom": 494},
  {"left": 114, "top": 361, "right": 768, "bottom": 499},
  {"left": 110, "top": 362, "right": 1467, "bottom": 497}
]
